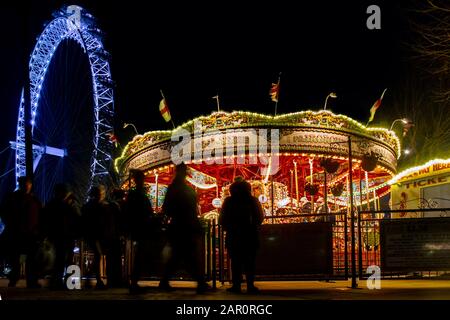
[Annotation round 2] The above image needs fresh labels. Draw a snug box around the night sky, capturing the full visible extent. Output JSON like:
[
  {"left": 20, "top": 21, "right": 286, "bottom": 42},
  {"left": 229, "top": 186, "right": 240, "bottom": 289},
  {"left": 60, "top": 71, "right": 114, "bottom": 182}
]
[{"left": 0, "top": 0, "right": 415, "bottom": 195}]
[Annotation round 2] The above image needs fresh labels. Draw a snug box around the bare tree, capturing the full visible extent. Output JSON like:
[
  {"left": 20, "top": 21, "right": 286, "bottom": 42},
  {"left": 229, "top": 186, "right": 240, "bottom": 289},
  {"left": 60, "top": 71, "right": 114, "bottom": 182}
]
[
  {"left": 410, "top": 0, "right": 450, "bottom": 102},
  {"left": 392, "top": 77, "right": 450, "bottom": 170}
]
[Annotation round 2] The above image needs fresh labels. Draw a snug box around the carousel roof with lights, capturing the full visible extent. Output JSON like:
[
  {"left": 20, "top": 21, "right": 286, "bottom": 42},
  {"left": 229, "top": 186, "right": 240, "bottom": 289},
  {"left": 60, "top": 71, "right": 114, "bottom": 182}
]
[
  {"left": 116, "top": 110, "right": 400, "bottom": 174},
  {"left": 116, "top": 110, "right": 401, "bottom": 215}
]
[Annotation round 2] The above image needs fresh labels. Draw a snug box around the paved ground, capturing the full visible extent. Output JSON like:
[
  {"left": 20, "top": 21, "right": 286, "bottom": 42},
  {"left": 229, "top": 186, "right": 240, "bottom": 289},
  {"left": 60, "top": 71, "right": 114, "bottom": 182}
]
[{"left": 2, "top": 279, "right": 450, "bottom": 300}]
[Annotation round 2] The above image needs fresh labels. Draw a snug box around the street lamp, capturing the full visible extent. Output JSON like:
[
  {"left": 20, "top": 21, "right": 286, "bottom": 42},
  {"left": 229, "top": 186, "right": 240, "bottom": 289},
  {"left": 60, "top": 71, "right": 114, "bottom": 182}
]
[
  {"left": 324, "top": 92, "right": 337, "bottom": 110},
  {"left": 404, "top": 149, "right": 411, "bottom": 155},
  {"left": 389, "top": 118, "right": 408, "bottom": 131},
  {"left": 123, "top": 122, "right": 139, "bottom": 135}
]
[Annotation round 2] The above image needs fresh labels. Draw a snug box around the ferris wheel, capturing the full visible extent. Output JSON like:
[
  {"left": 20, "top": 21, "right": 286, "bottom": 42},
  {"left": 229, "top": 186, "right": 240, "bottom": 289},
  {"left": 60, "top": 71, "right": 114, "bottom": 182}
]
[{"left": 11, "top": 5, "right": 114, "bottom": 203}]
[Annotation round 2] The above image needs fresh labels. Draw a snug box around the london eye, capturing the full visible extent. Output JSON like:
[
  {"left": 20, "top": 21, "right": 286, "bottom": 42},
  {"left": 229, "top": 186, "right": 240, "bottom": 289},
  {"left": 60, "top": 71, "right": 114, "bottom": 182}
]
[{"left": 12, "top": 5, "right": 114, "bottom": 203}]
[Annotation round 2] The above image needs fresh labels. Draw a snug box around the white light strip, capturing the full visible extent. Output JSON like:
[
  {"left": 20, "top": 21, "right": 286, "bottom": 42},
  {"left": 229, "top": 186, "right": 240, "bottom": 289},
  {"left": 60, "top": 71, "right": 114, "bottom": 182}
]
[
  {"left": 388, "top": 158, "right": 450, "bottom": 185},
  {"left": 186, "top": 176, "right": 217, "bottom": 190}
]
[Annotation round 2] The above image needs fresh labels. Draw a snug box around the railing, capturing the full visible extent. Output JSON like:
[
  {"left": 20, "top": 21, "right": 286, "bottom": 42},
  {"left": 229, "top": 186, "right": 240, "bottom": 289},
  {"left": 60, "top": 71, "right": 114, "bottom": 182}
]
[
  {"left": 0, "top": 213, "right": 350, "bottom": 285},
  {"left": 357, "top": 208, "right": 450, "bottom": 280},
  {"left": 215, "top": 212, "right": 349, "bottom": 283},
  {"left": 5, "top": 208, "right": 450, "bottom": 286}
]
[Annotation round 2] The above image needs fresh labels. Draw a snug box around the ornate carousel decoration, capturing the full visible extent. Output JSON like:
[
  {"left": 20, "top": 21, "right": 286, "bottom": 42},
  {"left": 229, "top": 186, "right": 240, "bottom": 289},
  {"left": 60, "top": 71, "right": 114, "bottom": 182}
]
[{"left": 116, "top": 110, "right": 400, "bottom": 219}]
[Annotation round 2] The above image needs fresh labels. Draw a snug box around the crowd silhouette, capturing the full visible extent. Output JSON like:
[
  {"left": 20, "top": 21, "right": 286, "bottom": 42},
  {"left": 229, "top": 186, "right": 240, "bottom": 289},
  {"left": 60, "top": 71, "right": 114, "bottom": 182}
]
[{"left": 0, "top": 164, "right": 264, "bottom": 294}]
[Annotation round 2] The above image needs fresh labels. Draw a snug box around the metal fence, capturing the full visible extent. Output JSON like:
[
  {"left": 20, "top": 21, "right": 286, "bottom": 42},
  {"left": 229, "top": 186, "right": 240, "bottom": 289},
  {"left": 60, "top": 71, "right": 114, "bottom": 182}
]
[
  {"left": 3, "top": 208, "right": 450, "bottom": 286},
  {"left": 214, "top": 212, "right": 350, "bottom": 283},
  {"left": 358, "top": 208, "right": 450, "bottom": 280}
]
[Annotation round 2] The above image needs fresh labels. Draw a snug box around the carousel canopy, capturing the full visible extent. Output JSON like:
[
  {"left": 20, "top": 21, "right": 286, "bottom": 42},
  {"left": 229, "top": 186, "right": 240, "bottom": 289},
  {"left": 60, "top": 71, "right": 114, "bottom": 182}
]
[
  {"left": 116, "top": 110, "right": 400, "bottom": 215},
  {"left": 116, "top": 110, "right": 400, "bottom": 176}
]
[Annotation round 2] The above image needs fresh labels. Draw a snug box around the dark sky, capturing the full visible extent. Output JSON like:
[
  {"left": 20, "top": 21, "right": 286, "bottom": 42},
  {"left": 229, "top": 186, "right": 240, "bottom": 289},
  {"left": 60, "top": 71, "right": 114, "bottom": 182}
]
[{"left": 0, "top": 0, "right": 414, "bottom": 193}]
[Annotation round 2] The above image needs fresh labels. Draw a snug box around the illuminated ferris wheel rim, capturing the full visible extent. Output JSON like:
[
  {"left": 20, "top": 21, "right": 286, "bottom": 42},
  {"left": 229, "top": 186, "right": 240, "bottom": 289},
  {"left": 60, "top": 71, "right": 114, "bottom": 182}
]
[{"left": 14, "top": 5, "right": 114, "bottom": 194}]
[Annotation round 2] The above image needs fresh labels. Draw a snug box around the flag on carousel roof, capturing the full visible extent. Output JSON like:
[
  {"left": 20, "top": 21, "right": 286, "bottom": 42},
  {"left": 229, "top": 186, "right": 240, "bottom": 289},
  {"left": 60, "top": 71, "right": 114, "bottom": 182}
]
[
  {"left": 367, "top": 88, "right": 387, "bottom": 125},
  {"left": 159, "top": 97, "right": 171, "bottom": 122},
  {"left": 270, "top": 82, "right": 279, "bottom": 103},
  {"left": 106, "top": 132, "right": 119, "bottom": 148}
]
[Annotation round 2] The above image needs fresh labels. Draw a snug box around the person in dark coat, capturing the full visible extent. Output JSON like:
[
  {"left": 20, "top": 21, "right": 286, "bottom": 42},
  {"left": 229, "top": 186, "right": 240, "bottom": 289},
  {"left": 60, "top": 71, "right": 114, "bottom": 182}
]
[
  {"left": 0, "top": 176, "right": 42, "bottom": 288},
  {"left": 43, "top": 183, "right": 81, "bottom": 289},
  {"left": 108, "top": 188, "right": 127, "bottom": 287},
  {"left": 220, "top": 177, "right": 264, "bottom": 294},
  {"left": 82, "top": 185, "right": 114, "bottom": 289},
  {"left": 124, "top": 170, "right": 156, "bottom": 293},
  {"left": 158, "top": 163, "right": 209, "bottom": 294}
]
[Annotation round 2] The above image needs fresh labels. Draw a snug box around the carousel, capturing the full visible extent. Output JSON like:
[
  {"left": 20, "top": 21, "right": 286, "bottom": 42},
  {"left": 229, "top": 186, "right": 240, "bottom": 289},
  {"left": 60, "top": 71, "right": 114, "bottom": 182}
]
[{"left": 115, "top": 110, "right": 400, "bottom": 221}]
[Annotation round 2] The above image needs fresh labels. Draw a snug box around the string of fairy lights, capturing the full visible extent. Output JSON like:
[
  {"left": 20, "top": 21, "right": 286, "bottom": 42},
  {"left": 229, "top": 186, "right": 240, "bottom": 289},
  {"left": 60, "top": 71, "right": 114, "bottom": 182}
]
[
  {"left": 115, "top": 109, "right": 426, "bottom": 214},
  {"left": 115, "top": 110, "right": 401, "bottom": 172}
]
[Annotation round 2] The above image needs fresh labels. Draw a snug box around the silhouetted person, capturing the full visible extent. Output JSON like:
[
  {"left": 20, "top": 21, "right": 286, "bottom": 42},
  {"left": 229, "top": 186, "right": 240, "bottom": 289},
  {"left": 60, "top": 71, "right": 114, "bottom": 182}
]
[
  {"left": 110, "top": 189, "right": 127, "bottom": 235},
  {"left": 82, "top": 185, "right": 112, "bottom": 289},
  {"left": 220, "top": 177, "right": 264, "bottom": 294},
  {"left": 314, "top": 197, "right": 334, "bottom": 223},
  {"left": 108, "top": 188, "right": 127, "bottom": 287},
  {"left": 159, "top": 163, "right": 209, "bottom": 294},
  {"left": 0, "top": 176, "right": 42, "bottom": 288},
  {"left": 300, "top": 197, "right": 313, "bottom": 222},
  {"left": 43, "top": 184, "right": 81, "bottom": 289},
  {"left": 124, "top": 170, "right": 155, "bottom": 293}
]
